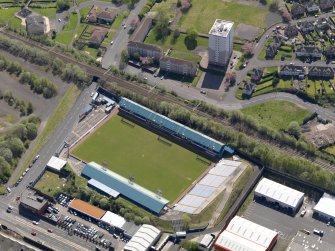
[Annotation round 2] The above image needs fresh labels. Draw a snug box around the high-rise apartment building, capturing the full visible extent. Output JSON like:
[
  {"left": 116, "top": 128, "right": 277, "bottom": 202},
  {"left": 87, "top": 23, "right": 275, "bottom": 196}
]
[{"left": 208, "top": 19, "right": 234, "bottom": 67}]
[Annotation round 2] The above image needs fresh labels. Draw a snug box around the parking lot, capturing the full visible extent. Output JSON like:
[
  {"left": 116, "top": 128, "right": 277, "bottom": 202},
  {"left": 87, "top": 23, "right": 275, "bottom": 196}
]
[
  {"left": 242, "top": 198, "right": 335, "bottom": 250},
  {"left": 52, "top": 193, "right": 139, "bottom": 250}
]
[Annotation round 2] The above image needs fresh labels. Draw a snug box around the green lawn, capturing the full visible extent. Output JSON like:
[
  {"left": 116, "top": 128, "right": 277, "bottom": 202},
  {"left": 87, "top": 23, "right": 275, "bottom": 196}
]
[
  {"left": 169, "top": 50, "right": 201, "bottom": 62},
  {"left": 152, "top": 0, "right": 177, "bottom": 20},
  {"left": 34, "top": 170, "right": 66, "bottom": 197},
  {"left": 241, "top": 100, "right": 311, "bottom": 130},
  {"left": 72, "top": 115, "right": 211, "bottom": 201},
  {"left": 178, "top": 0, "right": 269, "bottom": 34},
  {"left": 30, "top": 7, "right": 57, "bottom": 19},
  {"left": 0, "top": 7, "right": 21, "bottom": 28},
  {"left": 111, "top": 14, "right": 124, "bottom": 30},
  {"left": 79, "top": 6, "right": 91, "bottom": 19},
  {"left": 145, "top": 30, "right": 208, "bottom": 52},
  {"left": 55, "top": 13, "right": 78, "bottom": 44},
  {"left": 325, "top": 145, "right": 335, "bottom": 155}
]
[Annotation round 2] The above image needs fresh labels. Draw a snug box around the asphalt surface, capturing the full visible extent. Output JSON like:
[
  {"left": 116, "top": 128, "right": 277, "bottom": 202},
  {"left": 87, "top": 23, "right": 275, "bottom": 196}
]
[
  {"left": 101, "top": 0, "right": 148, "bottom": 69},
  {"left": 0, "top": 83, "right": 96, "bottom": 251}
]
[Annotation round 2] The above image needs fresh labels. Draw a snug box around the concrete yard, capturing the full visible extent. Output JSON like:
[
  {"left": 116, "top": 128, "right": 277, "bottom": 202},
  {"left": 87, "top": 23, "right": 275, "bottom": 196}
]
[{"left": 241, "top": 200, "right": 335, "bottom": 250}]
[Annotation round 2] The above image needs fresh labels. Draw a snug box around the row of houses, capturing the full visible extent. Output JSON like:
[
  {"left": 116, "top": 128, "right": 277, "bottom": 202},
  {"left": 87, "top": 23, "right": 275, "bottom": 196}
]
[
  {"left": 291, "top": 0, "right": 334, "bottom": 19},
  {"left": 127, "top": 17, "right": 198, "bottom": 77},
  {"left": 279, "top": 64, "right": 334, "bottom": 79},
  {"left": 87, "top": 7, "right": 118, "bottom": 24}
]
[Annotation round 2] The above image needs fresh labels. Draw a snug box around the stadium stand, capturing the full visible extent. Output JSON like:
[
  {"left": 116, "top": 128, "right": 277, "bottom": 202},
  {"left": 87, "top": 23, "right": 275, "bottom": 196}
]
[
  {"left": 118, "top": 97, "right": 229, "bottom": 158},
  {"left": 81, "top": 162, "right": 169, "bottom": 215}
]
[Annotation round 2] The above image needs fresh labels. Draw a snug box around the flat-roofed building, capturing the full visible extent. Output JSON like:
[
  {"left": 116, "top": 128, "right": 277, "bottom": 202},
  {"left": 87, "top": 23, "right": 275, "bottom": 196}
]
[
  {"left": 214, "top": 216, "right": 278, "bottom": 251},
  {"left": 313, "top": 193, "right": 335, "bottom": 222},
  {"left": 68, "top": 199, "right": 106, "bottom": 221},
  {"left": 100, "top": 211, "right": 126, "bottom": 229},
  {"left": 19, "top": 189, "right": 49, "bottom": 215},
  {"left": 123, "top": 224, "right": 161, "bottom": 251},
  {"left": 254, "top": 178, "right": 304, "bottom": 215},
  {"left": 46, "top": 156, "right": 67, "bottom": 173},
  {"left": 208, "top": 19, "right": 234, "bottom": 67}
]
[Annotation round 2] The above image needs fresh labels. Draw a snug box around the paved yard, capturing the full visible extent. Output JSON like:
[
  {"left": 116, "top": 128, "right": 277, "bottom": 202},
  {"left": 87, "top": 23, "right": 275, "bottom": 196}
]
[{"left": 242, "top": 200, "right": 335, "bottom": 250}]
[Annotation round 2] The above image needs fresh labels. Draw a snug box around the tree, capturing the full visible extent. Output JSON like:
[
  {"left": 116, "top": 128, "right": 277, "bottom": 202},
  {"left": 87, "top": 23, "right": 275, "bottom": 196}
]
[
  {"left": 99, "top": 197, "right": 109, "bottom": 210},
  {"left": 25, "top": 123, "right": 38, "bottom": 140},
  {"left": 155, "top": 8, "right": 170, "bottom": 39},
  {"left": 280, "top": 9, "right": 292, "bottom": 23},
  {"left": 181, "top": 214, "right": 191, "bottom": 230},
  {"left": 269, "top": 0, "right": 280, "bottom": 12},
  {"left": 180, "top": 0, "right": 191, "bottom": 12},
  {"left": 9, "top": 124, "right": 27, "bottom": 141},
  {"left": 242, "top": 42, "right": 255, "bottom": 58},
  {"left": 185, "top": 27, "right": 198, "bottom": 50},
  {"left": 0, "top": 147, "right": 13, "bottom": 164},
  {"left": 56, "top": 0, "right": 70, "bottom": 11},
  {"left": 0, "top": 157, "right": 11, "bottom": 183},
  {"left": 26, "top": 102, "right": 33, "bottom": 115},
  {"left": 272, "top": 77, "right": 279, "bottom": 87},
  {"left": 7, "top": 137, "right": 25, "bottom": 158},
  {"left": 287, "top": 121, "right": 301, "bottom": 138},
  {"left": 225, "top": 71, "right": 236, "bottom": 85},
  {"left": 180, "top": 241, "right": 199, "bottom": 251},
  {"left": 173, "top": 29, "right": 180, "bottom": 40}
]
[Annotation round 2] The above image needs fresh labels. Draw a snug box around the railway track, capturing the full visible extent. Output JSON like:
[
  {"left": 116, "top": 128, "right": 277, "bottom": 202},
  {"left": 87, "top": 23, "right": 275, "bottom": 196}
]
[{"left": 3, "top": 31, "right": 335, "bottom": 173}]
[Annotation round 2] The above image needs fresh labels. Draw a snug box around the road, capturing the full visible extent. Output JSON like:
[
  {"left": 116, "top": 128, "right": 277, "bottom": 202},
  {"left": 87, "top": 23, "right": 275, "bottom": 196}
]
[
  {"left": 101, "top": 0, "right": 148, "bottom": 69},
  {"left": 1, "top": 83, "right": 96, "bottom": 251}
]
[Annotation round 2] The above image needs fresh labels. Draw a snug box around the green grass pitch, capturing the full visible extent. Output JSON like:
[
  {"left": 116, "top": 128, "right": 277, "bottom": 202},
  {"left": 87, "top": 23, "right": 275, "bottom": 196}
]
[{"left": 72, "top": 115, "right": 211, "bottom": 201}]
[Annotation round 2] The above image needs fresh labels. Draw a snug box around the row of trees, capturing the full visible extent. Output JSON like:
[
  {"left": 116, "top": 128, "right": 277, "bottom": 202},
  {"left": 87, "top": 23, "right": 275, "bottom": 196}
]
[
  {"left": 0, "top": 34, "right": 88, "bottom": 88},
  {"left": 0, "top": 90, "right": 34, "bottom": 116},
  {"left": 104, "top": 83, "right": 335, "bottom": 194},
  {"left": 0, "top": 115, "right": 40, "bottom": 183},
  {"left": 0, "top": 56, "right": 57, "bottom": 99}
]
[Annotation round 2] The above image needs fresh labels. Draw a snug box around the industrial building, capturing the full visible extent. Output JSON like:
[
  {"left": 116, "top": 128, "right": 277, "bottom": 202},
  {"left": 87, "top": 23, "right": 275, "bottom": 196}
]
[
  {"left": 313, "top": 193, "right": 335, "bottom": 222},
  {"left": 214, "top": 216, "right": 278, "bottom": 251},
  {"left": 100, "top": 211, "right": 126, "bottom": 230},
  {"left": 118, "top": 97, "right": 230, "bottom": 158},
  {"left": 81, "top": 162, "right": 169, "bottom": 215},
  {"left": 46, "top": 156, "right": 67, "bottom": 173},
  {"left": 19, "top": 189, "right": 49, "bottom": 215},
  {"left": 123, "top": 224, "right": 161, "bottom": 251},
  {"left": 254, "top": 178, "right": 305, "bottom": 215},
  {"left": 68, "top": 199, "right": 106, "bottom": 222},
  {"left": 208, "top": 19, "right": 234, "bottom": 67}
]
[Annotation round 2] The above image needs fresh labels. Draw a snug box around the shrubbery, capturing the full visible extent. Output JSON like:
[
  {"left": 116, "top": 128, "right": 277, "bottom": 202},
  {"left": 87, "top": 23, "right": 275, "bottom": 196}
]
[
  {"left": 0, "top": 34, "right": 89, "bottom": 87},
  {"left": 0, "top": 115, "right": 40, "bottom": 183}
]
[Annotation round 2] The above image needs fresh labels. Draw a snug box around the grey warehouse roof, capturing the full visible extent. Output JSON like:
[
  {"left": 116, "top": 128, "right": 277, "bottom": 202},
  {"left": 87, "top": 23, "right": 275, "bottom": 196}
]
[
  {"left": 118, "top": 97, "right": 225, "bottom": 155},
  {"left": 255, "top": 178, "right": 305, "bottom": 208},
  {"left": 313, "top": 193, "right": 335, "bottom": 219},
  {"left": 123, "top": 224, "right": 161, "bottom": 251},
  {"left": 82, "top": 162, "right": 169, "bottom": 214}
]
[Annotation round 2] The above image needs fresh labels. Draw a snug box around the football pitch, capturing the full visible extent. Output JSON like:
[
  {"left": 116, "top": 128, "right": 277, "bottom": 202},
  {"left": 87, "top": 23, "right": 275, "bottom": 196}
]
[{"left": 72, "top": 115, "right": 211, "bottom": 201}]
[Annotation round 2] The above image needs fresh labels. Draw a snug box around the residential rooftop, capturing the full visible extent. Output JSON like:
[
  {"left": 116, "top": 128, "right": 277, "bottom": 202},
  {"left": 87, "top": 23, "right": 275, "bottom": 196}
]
[{"left": 209, "top": 19, "right": 234, "bottom": 37}]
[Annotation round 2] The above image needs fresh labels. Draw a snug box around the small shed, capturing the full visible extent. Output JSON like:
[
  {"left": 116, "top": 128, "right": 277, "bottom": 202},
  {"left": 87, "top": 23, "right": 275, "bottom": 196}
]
[{"left": 46, "top": 156, "right": 67, "bottom": 173}]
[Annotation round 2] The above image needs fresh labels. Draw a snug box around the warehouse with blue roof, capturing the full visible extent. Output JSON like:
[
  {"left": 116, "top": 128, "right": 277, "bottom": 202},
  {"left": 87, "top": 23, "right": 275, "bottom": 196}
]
[
  {"left": 118, "top": 97, "right": 231, "bottom": 158},
  {"left": 81, "top": 162, "right": 169, "bottom": 215}
]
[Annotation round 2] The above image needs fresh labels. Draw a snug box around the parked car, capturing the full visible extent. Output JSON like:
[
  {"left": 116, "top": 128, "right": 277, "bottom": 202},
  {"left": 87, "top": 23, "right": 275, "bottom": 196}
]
[{"left": 300, "top": 210, "right": 306, "bottom": 217}]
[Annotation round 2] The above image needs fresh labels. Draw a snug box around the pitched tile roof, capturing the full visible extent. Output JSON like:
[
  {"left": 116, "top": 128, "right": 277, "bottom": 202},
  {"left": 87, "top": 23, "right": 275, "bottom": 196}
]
[
  {"left": 160, "top": 56, "right": 197, "bottom": 68},
  {"left": 89, "top": 27, "right": 108, "bottom": 44},
  {"left": 128, "top": 41, "right": 163, "bottom": 53}
]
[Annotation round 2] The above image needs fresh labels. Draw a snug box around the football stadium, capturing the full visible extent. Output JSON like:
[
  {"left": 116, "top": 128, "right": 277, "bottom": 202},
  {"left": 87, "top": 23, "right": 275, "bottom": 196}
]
[{"left": 71, "top": 91, "right": 231, "bottom": 214}]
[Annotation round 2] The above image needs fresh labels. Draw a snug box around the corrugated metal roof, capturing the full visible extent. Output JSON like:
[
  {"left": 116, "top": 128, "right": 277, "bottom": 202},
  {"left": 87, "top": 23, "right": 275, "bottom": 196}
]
[
  {"left": 88, "top": 179, "right": 120, "bottom": 198},
  {"left": 82, "top": 162, "right": 169, "bottom": 214},
  {"left": 119, "top": 98, "right": 225, "bottom": 154},
  {"left": 254, "top": 178, "right": 304, "bottom": 209},
  {"left": 313, "top": 193, "right": 335, "bottom": 219},
  {"left": 215, "top": 216, "right": 278, "bottom": 251},
  {"left": 69, "top": 199, "right": 106, "bottom": 219},
  {"left": 123, "top": 224, "right": 161, "bottom": 251}
]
